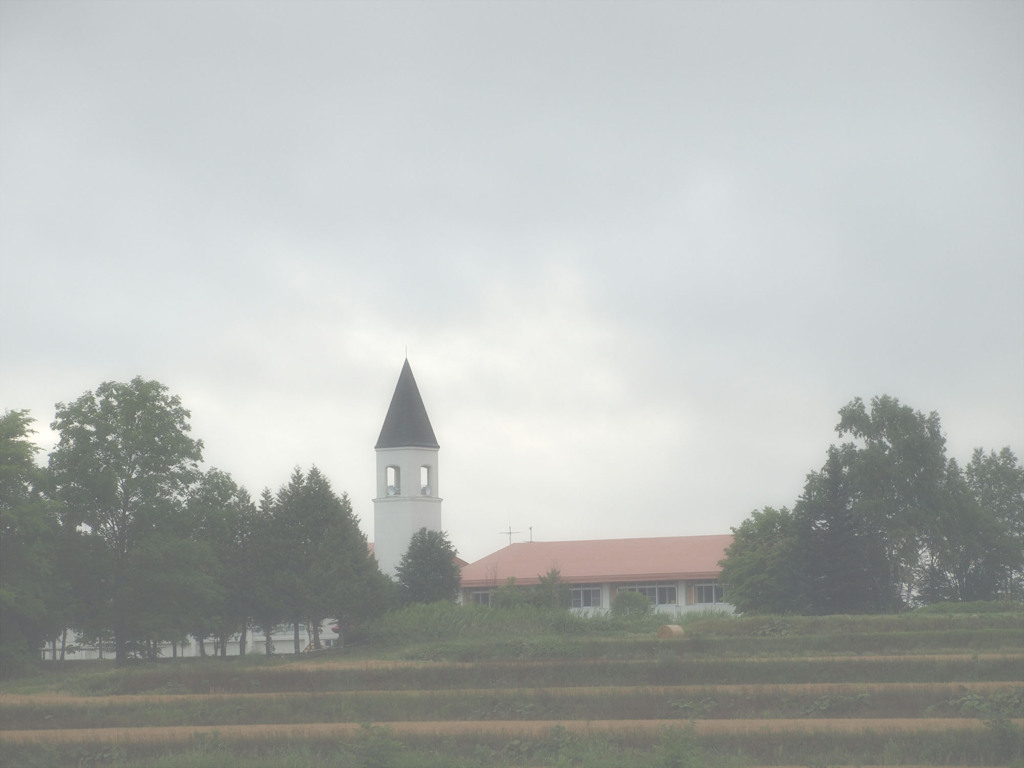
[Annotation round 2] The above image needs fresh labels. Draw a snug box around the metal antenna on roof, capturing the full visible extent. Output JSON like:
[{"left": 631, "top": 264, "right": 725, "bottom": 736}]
[{"left": 500, "top": 525, "right": 520, "bottom": 546}]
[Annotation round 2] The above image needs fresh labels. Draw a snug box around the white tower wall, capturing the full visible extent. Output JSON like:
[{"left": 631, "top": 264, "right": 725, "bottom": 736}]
[{"left": 374, "top": 446, "right": 442, "bottom": 577}]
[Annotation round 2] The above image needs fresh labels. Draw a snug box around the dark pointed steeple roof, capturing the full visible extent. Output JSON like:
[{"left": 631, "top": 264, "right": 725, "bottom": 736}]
[{"left": 375, "top": 359, "right": 439, "bottom": 449}]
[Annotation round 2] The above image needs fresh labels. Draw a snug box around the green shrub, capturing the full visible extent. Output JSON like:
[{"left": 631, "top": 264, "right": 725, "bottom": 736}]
[
  {"left": 654, "top": 725, "right": 705, "bottom": 768},
  {"left": 611, "top": 590, "right": 654, "bottom": 618},
  {"left": 913, "top": 599, "right": 1024, "bottom": 615},
  {"left": 490, "top": 577, "right": 530, "bottom": 609},
  {"left": 365, "top": 602, "right": 620, "bottom": 647},
  {"left": 351, "top": 724, "right": 402, "bottom": 768}
]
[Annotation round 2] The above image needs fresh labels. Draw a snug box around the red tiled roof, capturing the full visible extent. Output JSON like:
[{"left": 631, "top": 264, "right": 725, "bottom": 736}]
[{"left": 460, "top": 535, "right": 733, "bottom": 588}]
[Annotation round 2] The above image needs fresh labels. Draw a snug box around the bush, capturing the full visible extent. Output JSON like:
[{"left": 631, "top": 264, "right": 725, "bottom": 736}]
[
  {"left": 362, "top": 600, "right": 680, "bottom": 651},
  {"left": 612, "top": 590, "right": 654, "bottom": 618},
  {"left": 490, "top": 578, "right": 530, "bottom": 609},
  {"left": 655, "top": 725, "right": 705, "bottom": 768},
  {"left": 913, "top": 600, "right": 1023, "bottom": 615}
]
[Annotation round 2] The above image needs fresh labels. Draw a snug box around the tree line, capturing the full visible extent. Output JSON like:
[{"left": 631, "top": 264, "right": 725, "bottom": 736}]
[
  {"left": 3, "top": 381, "right": 1021, "bottom": 674},
  {"left": 719, "top": 395, "right": 1024, "bottom": 614},
  {"left": 1, "top": 377, "right": 460, "bottom": 676}
]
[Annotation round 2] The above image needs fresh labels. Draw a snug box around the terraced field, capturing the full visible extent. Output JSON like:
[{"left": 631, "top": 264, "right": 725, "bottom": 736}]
[{"left": 1, "top": 609, "right": 1021, "bottom": 766}]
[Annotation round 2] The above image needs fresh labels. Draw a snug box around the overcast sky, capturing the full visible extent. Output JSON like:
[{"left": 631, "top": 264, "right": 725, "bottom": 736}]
[{"left": 2, "top": 0, "right": 1021, "bottom": 562}]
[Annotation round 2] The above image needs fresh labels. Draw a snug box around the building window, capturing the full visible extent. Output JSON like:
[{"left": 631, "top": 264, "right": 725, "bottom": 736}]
[
  {"left": 693, "top": 580, "right": 724, "bottom": 604},
  {"left": 420, "top": 465, "right": 432, "bottom": 496},
  {"left": 469, "top": 590, "right": 491, "bottom": 606},
  {"left": 570, "top": 586, "right": 602, "bottom": 608},
  {"left": 619, "top": 583, "right": 677, "bottom": 605},
  {"left": 386, "top": 466, "right": 400, "bottom": 495}
]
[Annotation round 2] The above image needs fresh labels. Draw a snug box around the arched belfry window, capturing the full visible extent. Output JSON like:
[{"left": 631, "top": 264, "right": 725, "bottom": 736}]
[
  {"left": 420, "top": 465, "right": 432, "bottom": 496},
  {"left": 386, "top": 466, "right": 401, "bottom": 496}
]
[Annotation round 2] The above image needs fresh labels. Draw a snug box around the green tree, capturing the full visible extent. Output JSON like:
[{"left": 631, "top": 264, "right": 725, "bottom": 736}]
[
  {"left": 918, "top": 459, "right": 1001, "bottom": 603},
  {"left": 921, "top": 451, "right": 1024, "bottom": 603},
  {"left": 273, "top": 467, "right": 343, "bottom": 652},
  {"left": 491, "top": 577, "right": 529, "bottom": 609},
  {"left": 965, "top": 447, "right": 1024, "bottom": 598},
  {"left": 718, "top": 506, "right": 806, "bottom": 614},
  {"left": 0, "top": 411, "right": 60, "bottom": 675},
  {"left": 186, "top": 468, "right": 256, "bottom": 656},
  {"left": 796, "top": 447, "right": 892, "bottom": 613},
  {"left": 249, "top": 488, "right": 289, "bottom": 655},
  {"left": 249, "top": 467, "right": 387, "bottom": 653},
  {"left": 721, "top": 395, "right": 1021, "bottom": 614},
  {"left": 532, "top": 567, "right": 571, "bottom": 609},
  {"left": 488, "top": 570, "right": 570, "bottom": 610},
  {"left": 126, "top": 527, "right": 222, "bottom": 658},
  {"left": 835, "top": 395, "right": 949, "bottom": 606},
  {"left": 48, "top": 377, "right": 208, "bottom": 662},
  {"left": 50, "top": 519, "right": 111, "bottom": 660},
  {"left": 395, "top": 528, "right": 461, "bottom": 604},
  {"left": 309, "top": 491, "right": 393, "bottom": 648}
]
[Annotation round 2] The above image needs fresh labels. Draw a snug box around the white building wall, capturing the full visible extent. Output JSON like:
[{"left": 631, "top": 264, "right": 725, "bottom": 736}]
[
  {"left": 41, "top": 620, "right": 341, "bottom": 661},
  {"left": 459, "top": 579, "right": 734, "bottom": 616},
  {"left": 373, "top": 445, "right": 442, "bottom": 577}
]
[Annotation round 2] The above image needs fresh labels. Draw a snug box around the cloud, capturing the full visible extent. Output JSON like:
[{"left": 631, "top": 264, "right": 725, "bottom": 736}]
[{"left": 1, "top": 0, "right": 1021, "bottom": 562}]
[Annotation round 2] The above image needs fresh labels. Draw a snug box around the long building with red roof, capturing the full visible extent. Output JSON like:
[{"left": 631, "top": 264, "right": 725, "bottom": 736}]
[{"left": 459, "top": 534, "right": 734, "bottom": 614}]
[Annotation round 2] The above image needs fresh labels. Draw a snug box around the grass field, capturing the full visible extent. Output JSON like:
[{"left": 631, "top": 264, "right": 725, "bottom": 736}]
[{"left": 1, "top": 603, "right": 1021, "bottom": 767}]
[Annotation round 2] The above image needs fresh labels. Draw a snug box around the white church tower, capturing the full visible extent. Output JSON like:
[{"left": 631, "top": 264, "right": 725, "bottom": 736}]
[{"left": 373, "top": 359, "right": 442, "bottom": 577}]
